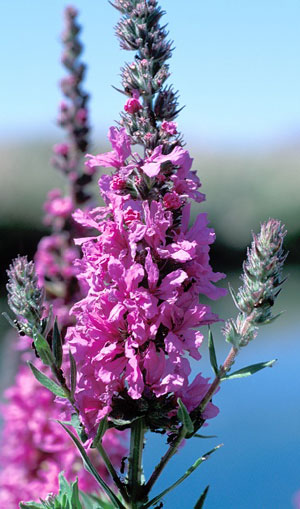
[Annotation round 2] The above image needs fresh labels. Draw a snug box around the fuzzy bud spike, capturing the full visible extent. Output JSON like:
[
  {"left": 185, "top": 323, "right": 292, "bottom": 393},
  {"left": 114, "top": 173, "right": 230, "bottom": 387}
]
[
  {"left": 6, "top": 256, "right": 44, "bottom": 336},
  {"left": 223, "top": 219, "right": 287, "bottom": 348}
]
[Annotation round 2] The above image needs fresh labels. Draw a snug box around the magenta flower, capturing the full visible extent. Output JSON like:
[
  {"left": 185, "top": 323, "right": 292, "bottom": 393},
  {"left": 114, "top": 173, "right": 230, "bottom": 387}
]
[
  {"left": 85, "top": 126, "right": 131, "bottom": 173},
  {"left": 161, "top": 120, "right": 177, "bottom": 135},
  {"left": 124, "top": 89, "right": 142, "bottom": 114}
]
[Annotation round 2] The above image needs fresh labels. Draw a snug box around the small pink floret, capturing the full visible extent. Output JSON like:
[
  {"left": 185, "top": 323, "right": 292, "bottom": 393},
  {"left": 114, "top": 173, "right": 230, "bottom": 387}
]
[
  {"left": 53, "top": 143, "right": 69, "bottom": 156},
  {"left": 163, "top": 191, "right": 182, "bottom": 209},
  {"left": 161, "top": 121, "right": 178, "bottom": 135},
  {"left": 124, "top": 90, "right": 142, "bottom": 114},
  {"left": 111, "top": 175, "right": 127, "bottom": 191},
  {"left": 123, "top": 208, "right": 141, "bottom": 225},
  {"left": 46, "top": 196, "right": 73, "bottom": 218},
  {"left": 76, "top": 108, "right": 88, "bottom": 125}
]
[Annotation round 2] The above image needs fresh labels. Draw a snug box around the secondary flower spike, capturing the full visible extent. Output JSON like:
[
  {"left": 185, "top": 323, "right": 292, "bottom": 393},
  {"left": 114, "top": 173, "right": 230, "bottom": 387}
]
[{"left": 223, "top": 219, "right": 287, "bottom": 348}]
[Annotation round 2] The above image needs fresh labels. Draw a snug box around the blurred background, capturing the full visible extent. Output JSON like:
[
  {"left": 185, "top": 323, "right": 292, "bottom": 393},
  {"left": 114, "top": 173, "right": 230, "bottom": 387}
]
[{"left": 0, "top": 1, "right": 299, "bottom": 508}]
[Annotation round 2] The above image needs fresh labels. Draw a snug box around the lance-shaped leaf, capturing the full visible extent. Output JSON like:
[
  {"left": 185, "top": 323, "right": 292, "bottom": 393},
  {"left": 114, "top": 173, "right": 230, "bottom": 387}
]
[
  {"left": 80, "top": 491, "right": 116, "bottom": 509},
  {"left": 69, "top": 349, "right": 77, "bottom": 398},
  {"left": 221, "top": 359, "right": 277, "bottom": 381},
  {"left": 193, "top": 434, "right": 217, "bottom": 439},
  {"left": 52, "top": 318, "right": 63, "bottom": 369},
  {"left": 177, "top": 398, "right": 194, "bottom": 436},
  {"left": 58, "top": 421, "right": 126, "bottom": 509},
  {"left": 194, "top": 485, "right": 209, "bottom": 509},
  {"left": 92, "top": 417, "right": 108, "bottom": 448},
  {"left": 28, "top": 362, "right": 67, "bottom": 398},
  {"left": 33, "top": 330, "right": 55, "bottom": 366},
  {"left": 144, "top": 445, "right": 222, "bottom": 509},
  {"left": 208, "top": 328, "right": 218, "bottom": 376},
  {"left": 71, "top": 413, "right": 89, "bottom": 443},
  {"left": 19, "top": 503, "right": 45, "bottom": 509}
]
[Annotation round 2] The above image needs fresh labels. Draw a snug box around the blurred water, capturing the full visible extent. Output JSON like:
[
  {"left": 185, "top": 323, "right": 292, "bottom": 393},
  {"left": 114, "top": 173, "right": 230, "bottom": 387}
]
[{"left": 0, "top": 267, "right": 299, "bottom": 508}]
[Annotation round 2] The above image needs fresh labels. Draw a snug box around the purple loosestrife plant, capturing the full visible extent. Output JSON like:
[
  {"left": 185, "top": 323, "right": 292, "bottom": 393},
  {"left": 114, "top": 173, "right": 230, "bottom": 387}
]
[{"left": 4, "top": 2, "right": 288, "bottom": 509}]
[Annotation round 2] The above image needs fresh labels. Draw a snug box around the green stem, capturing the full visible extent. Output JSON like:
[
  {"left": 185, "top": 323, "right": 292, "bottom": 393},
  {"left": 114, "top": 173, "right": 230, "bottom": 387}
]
[
  {"left": 97, "top": 443, "right": 129, "bottom": 504},
  {"left": 128, "top": 418, "right": 145, "bottom": 507},
  {"left": 143, "top": 426, "right": 186, "bottom": 498}
]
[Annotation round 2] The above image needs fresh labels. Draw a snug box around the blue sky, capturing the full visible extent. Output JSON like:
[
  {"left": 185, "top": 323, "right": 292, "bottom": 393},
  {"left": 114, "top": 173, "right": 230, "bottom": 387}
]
[{"left": 2, "top": 0, "right": 300, "bottom": 147}]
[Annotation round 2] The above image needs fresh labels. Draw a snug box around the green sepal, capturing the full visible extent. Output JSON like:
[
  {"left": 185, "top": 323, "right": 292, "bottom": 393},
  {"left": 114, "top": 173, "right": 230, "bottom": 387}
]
[
  {"left": 109, "top": 416, "right": 140, "bottom": 430},
  {"left": 194, "top": 485, "right": 210, "bottom": 509},
  {"left": 40, "top": 305, "right": 53, "bottom": 337},
  {"left": 224, "top": 319, "right": 242, "bottom": 348},
  {"left": 177, "top": 398, "right": 194, "bottom": 437},
  {"left": 228, "top": 283, "right": 242, "bottom": 312},
  {"left": 33, "top": 330, "right": 55, "bottom": 366},
  {"left": 221, "top": 359, "right": 277, "bottom": 380},
  {"left": 2, "top": 312, "right": 19, "bottom": 330},
  {"left": 57, "top": 421, "right": 126, "bottom": 509},
  {"left": 144, "top": 445, "right": 222, "bottom": 509},
  {"left": 28, "top": 362, "right": 67, "bottom": 398},
  {"left": 208, "top": 327, "right": 218, "bottom": 376},
  {"left": 52, "top": 318, "right": 63, "bottom": 369},
  {"left": 92, "top": 417, "right": 108, "bottom": 448},
  {"left": 260, "top": 312, "right": 284, "bottom": 325},
  {"left": 69, "top": 349, "right": 77, "bottom": 398}
]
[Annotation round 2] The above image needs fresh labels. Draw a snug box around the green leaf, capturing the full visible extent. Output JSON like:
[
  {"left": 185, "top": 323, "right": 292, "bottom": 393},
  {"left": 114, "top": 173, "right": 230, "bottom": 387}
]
[
  {"left": 28, "top": 362, "right": 67, "bottom": 398},
  {"left": 193, "top": 434, "right": 217, "bottom": 439},
  {"left": 221, "top": 359, "right": 277, "bottom": 380},
  {"left": 52, "top": 318, "right": 63, "bottom": 369},
  {"left": 33, "top": 330, "right": 55, "bottom": 366},
  {"left": 69, "top": 349, "right": 77, "bottom": 398},
  {"left": 80, "top": 492, "right": 116, "bottom": 509},
  {"left": 58, "top": 421, "right": 125, "bottom": 509},
  {"left": 71, "top": 413, "right": 88, "bottom": 443},
  {"left": 144, "top": 445, "right": 222, "bottom": 509},
  {"left": 92, "top": 417, "right": 108, "bottom": 448},
  {"left": 194, "top": 485, "right": 209, "bottom": 509},
  {"left": 19, "top": 503, "right": 45, "bottom": 509},
  {"left": 57, "top": 473, "right": 82, "bottom": 509},
  {"left": 208, "top": 328, "right": 218, "bottom": 376},
  {"left": 70, "top": 480, "right": 82, "bottom": 509},
  {"left": 177, "top": 398, "right": 194, "bottom": 436}
]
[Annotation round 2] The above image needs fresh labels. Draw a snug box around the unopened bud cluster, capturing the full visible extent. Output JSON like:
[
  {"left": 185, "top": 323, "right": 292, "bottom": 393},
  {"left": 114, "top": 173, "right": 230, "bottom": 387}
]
[
  {"left": 112, "top": 0, "right": 182, "bottom": 151},
  {"left": 223, "top": 219, "right": 287, "bottom": 347},
  {"left": 6, "top": 256, "right": 44, "bottom": 335}
]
